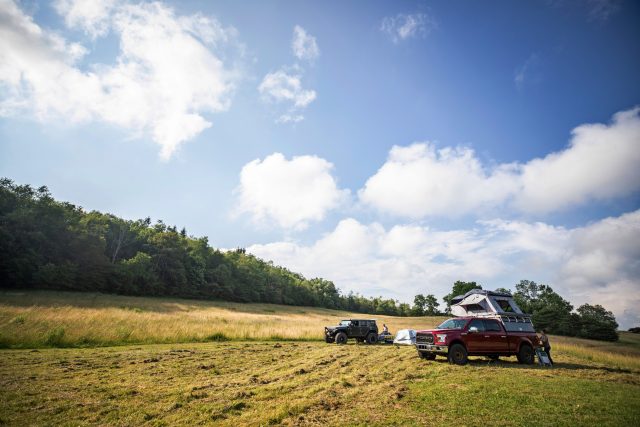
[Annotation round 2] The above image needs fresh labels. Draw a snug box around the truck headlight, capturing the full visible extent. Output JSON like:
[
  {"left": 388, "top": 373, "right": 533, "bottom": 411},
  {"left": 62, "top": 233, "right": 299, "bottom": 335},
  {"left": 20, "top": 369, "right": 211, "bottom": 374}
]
[{"left": 436, "top": 334, "right": 447, "bottom": 343}]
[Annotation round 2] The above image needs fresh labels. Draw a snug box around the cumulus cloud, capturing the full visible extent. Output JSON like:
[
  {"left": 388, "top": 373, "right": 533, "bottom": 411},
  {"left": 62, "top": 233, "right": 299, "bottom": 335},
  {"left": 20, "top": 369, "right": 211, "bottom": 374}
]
[
  {"left": 514, "top": 107, "right": 640, "bottom": 212},
  {"left": 234, "top": 153, "right": 349, "bottom": 230},
  {"left": 359, "top": 143, "right": 519, "bottom": 218},
  {"left": 249, "top": 210, "right": 640, "bottom": 328},
  {"left": 380, "top": 13, "right": 436, "bottom": 43},
  {"left": 291, "top": 25, "right": 319, "bottom": 62},
  {"left": 360, "top": 107, "right": 640, "bottom": 218},
  {"left": 0, "top": 0, "right": 239, "bottom": 160}
]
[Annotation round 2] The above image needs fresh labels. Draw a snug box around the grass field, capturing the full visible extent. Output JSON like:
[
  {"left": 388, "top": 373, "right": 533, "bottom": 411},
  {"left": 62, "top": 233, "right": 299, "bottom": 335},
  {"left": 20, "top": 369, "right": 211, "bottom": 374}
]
[
  {"left": 1, "top": 291, "right": 639, "bottom": 426},
  {"left": 0, "top": 291, "right": 442, "bottom": 348}
]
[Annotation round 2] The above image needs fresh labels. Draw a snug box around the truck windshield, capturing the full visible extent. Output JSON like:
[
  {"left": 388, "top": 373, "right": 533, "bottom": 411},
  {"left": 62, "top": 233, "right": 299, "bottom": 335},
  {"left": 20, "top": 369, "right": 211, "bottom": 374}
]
[
  {"left": 436, "top": 319, "right": 467, "bottom": 330},
  {"left": 339, "top": 320, "right": 351, "bottom": 326}
]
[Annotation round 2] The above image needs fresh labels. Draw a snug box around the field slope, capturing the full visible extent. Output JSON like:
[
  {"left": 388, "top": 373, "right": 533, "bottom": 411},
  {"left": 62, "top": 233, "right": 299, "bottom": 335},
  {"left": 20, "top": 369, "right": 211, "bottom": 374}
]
[
  {"left": 0, "top": 291, "right": 441, "bottom": 348},
  {"left": 1, "top": 291, "right": 639, "bottom": 426}
]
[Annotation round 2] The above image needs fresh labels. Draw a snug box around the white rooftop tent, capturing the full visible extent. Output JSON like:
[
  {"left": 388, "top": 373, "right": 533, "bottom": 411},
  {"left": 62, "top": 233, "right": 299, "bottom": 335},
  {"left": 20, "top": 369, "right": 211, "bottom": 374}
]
[
  {"left": 450, "top": 289, "right": 526, "bottom": 317},
  {"left": 393, "top": 329, "right": 416, "bottom": 345}
]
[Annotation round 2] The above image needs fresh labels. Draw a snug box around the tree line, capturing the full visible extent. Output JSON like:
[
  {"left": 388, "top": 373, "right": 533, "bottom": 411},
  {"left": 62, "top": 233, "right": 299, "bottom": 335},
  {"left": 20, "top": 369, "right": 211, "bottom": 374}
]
[
  {"left": 0, "top": 179, "right": 433, "bottom": 316},
  {"left": 442, "top": 280, "right": 619, "bottom": 341}
]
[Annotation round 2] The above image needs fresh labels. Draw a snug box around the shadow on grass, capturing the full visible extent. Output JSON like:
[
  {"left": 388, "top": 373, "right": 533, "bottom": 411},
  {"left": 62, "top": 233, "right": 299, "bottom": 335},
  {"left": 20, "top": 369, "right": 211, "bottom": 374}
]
[{"left": 420, "top": 357, "right": 634, "bottom": 373}]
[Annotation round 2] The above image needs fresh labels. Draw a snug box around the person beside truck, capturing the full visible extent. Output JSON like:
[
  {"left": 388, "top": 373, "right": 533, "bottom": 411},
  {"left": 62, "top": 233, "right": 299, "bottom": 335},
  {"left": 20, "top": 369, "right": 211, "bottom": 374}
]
[{"left": 539, "top": 329, "right": 553, "bottom": 365}]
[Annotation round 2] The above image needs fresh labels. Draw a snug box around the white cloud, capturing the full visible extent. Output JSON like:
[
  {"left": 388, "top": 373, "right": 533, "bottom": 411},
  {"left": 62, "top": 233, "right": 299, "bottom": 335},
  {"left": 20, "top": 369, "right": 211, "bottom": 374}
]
[
  {"left": 360, "top": 107, "right": 640, "bottom": 218},
  {"left": 258, "top": 69, "right": 316, "bottom": 108},
  {"left": 0, "top": 0, "right": 240, "bottom": 160},
  {"left": 291, "top": 25, "right": 319, "bottom": 62},
  {"left": 234, "top": 153, "right": 349, "bottom": 230},
  {"left": 380, "top": 13, "right": 436, "bottom": 43},
  {"left": 514, "top": 107, "right": 640, "bottom": 213},
  {"left": 258, "top": 68, "right": 316, "bottom": 123},
  {"left": 359, "top": 143, "right": 520, "bottom": 218},
  {"left": 54, "top": 0, "right": 117, "bottom": 38},
  {"left": 249, "top": 210, "right": 640, "bottom": 328}
]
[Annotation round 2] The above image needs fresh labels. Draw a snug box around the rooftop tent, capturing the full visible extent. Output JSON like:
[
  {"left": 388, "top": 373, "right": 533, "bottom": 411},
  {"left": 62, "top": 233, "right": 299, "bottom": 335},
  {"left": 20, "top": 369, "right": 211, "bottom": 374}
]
[
  {"left": 450, "top": 289, "right": 526, "bottom": 317},
  {"left": 393, "top": 329, "right": 416, "bottom": 345}
]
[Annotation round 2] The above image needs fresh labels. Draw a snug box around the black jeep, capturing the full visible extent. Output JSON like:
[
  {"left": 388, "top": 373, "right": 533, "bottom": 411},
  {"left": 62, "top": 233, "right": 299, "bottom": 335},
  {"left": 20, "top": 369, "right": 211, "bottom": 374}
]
[{"left": 324, "top": 319, "right": 379, "bottom": 344}]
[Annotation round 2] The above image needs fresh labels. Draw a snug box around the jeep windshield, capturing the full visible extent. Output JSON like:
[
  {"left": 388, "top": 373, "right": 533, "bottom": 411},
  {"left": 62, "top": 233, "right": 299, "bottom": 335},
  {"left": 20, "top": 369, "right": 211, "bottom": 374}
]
[
  {"left": 436, "top": 319, "right": 467, "bottom": 330},
  {"left": 339, "top": 320, "right": 351, "bottom": 326}
]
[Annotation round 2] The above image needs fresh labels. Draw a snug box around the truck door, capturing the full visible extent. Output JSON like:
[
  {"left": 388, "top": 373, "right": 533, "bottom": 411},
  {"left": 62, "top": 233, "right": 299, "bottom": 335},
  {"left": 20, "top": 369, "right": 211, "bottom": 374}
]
[
  {"left": 482, "top": 319, "right": 509, "bottom": 352},
  {"left": 465, "top": 319, "right": 485, "bottom": 352}
]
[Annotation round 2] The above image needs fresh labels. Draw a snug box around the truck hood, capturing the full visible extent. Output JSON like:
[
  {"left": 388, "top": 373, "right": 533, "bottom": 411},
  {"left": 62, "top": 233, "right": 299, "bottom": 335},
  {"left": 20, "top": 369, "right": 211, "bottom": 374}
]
[
  {"left": 416, "top": 328, "right": 457, "bottom": 334},
  {"left": 325, "top": 326, "right": 346, "bottom": 331}
]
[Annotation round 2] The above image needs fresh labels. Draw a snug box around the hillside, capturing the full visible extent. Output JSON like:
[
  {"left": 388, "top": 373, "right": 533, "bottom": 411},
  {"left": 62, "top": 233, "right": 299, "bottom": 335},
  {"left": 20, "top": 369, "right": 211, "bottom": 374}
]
[{"left": 0, "top": 291, "right": 443, "bottom": 348}]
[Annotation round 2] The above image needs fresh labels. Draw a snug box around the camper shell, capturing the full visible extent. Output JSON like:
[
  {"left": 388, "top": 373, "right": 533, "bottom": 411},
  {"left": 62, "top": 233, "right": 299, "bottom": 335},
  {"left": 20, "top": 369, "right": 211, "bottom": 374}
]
[{"left": 450, "top": 289, "right": 535, "bottom": 331}]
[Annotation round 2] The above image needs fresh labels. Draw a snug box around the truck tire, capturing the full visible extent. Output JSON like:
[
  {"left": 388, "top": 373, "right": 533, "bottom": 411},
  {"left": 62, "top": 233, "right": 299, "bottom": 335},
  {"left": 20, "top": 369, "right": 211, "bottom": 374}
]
[
  {"left": 335, "top": 332, "right": 348, "bottom": 345},
  {"left": 448, "top": 343, "right": 468, "bottom": 365},
  {"left": 517, "top": 344, "right": 534, "bottom": 364},
  {"left": 366, "top": 332, "right": 377, "bottom": 344}
]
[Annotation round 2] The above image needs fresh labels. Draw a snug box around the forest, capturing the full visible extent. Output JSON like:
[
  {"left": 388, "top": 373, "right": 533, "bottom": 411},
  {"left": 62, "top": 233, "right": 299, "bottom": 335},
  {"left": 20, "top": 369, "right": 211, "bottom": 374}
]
[{"left": 0, "top": 179, "right": 428, "bottom": 316}]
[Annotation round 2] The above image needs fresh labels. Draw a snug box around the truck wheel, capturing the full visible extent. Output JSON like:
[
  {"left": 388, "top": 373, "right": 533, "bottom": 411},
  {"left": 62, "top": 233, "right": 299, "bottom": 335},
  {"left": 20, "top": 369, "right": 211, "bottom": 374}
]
[
  {"left": 366, "top": 332, "right": 377, "bottom": 344},
  {"left": 448, "top": 344, "right": 468, "bottom": 365},
  {"left": 517, "top": 344, "right": 534, "bottom": 364},
  {"left": 335, "top": 332, "right": 347, "bottom": 345}
]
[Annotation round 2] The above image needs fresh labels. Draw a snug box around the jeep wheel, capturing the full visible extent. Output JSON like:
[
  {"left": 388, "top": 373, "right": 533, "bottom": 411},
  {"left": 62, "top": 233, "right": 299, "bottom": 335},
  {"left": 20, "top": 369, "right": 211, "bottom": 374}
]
[
  {"left": 448, "top": 343, "right": 468, "bottom": 365},
  {"left": 335, "top": 332, "right": 348, "bottom": 345},
  {"left": 365, "top": 333, "right": 377, "bottom": 345},
  {"left": 517, "top": 344, "right": 534, "bottom": 364}
]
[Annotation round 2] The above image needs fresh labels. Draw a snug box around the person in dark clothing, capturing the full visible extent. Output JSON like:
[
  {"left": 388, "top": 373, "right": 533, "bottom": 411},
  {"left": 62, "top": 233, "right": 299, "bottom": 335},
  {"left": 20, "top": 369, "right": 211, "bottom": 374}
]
[{"left": 539, "top": 329, "right": 553, "bottom": 365}]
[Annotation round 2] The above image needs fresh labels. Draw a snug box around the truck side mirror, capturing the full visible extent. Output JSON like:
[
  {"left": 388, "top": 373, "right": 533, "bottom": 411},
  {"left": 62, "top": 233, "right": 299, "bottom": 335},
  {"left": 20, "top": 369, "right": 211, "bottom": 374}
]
[{"left": 468, "top": 326, "right": 479, "bottom": 333}]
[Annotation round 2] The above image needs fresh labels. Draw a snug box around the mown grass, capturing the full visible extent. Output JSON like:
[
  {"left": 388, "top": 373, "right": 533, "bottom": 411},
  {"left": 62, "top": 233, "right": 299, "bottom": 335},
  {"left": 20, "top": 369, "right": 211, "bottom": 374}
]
[
  {"left": 1, "top": 291, "right": 639, "bottom": 425},
  {"left": 1, "top": 341, "right": 639, "bottom": 426},
  {"left": 0, "top": 291, "right": 443, "bottom": 348}
]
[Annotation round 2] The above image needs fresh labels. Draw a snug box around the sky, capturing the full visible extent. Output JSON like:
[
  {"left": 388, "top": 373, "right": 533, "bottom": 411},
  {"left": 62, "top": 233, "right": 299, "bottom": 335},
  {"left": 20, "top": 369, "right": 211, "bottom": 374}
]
[{"left": 1, "top": 0, "right": 639, "bottom": 328}]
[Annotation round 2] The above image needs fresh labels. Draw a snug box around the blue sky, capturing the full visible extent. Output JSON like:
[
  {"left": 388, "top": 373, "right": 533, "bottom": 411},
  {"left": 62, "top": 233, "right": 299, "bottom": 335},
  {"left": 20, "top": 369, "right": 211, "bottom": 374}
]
[{"left": 1, "top": 0, "right": 639, "bottom": 327}]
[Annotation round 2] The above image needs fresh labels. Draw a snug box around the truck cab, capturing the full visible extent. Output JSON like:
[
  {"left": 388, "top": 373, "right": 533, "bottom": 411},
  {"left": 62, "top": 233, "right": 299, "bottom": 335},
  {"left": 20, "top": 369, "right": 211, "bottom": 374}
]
[{"left": 416, "top": 316, "right": 539, "bottom": 365}]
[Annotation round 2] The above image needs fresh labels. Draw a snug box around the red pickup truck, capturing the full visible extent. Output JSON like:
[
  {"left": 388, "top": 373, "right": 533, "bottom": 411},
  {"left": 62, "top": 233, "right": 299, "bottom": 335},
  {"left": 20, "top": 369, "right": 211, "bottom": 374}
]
[{"left": 415, "top": 316, "right": 539, "bottom": 365}]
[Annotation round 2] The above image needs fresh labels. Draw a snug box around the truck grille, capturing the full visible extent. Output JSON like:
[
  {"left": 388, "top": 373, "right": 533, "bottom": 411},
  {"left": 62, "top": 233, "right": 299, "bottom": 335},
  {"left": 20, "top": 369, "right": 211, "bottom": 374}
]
[{"left": 416, "top": 334, "right": 434, "bottom": 344}]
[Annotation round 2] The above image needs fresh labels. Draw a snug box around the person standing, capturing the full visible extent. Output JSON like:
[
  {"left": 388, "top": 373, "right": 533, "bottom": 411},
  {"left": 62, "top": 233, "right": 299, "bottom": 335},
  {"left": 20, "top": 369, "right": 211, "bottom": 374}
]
[{"left": 539, "top": 329, "right": 553, "bottom": 365}]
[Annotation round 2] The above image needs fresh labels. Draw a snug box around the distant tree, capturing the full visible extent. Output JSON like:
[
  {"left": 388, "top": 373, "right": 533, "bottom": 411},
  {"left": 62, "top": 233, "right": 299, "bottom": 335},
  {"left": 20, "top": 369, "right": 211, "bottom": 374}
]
[
  {"left": 412, "top": 294, "right": 426, "bottom": 316},
  {"left": 629, "top": 327, "right": 640, "bottom": 334},
  {"left": 494, "top": 287, "right": 512, "bottom": 295},
  {"left": 443, "top": 281, "right": 482, "bottom": 313},
  {"left": 423, "top": 294, "right": 440, "bottom": 316},
  {"left": 576, "top": 304, "right": 618, "bottom": 342}
]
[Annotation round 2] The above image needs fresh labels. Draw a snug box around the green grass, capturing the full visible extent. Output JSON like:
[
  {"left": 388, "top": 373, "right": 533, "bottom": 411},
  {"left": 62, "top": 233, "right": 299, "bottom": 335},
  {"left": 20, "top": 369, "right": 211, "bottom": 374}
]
[
  {"left": 1, "top": 290, "right": 639, "bottom": 425},
  {"left": 1, "top": 341, "right": 639, "bottom": 426}
]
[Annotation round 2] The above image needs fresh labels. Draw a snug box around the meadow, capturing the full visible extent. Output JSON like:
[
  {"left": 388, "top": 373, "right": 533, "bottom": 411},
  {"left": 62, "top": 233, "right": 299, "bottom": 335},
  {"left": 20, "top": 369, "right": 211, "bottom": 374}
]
[
  {"left": 1, "top": 291, "right": 639, "bottom": 426},
  {"left": 0, "top": 291, "right": 441, "bottom": 348}
]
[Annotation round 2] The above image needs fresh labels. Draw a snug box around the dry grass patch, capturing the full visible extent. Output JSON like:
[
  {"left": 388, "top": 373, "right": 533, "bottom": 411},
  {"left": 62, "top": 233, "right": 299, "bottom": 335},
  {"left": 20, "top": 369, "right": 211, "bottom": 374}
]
[{"left": 0, "top": 291, "right": 441, "bottom": 348}]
